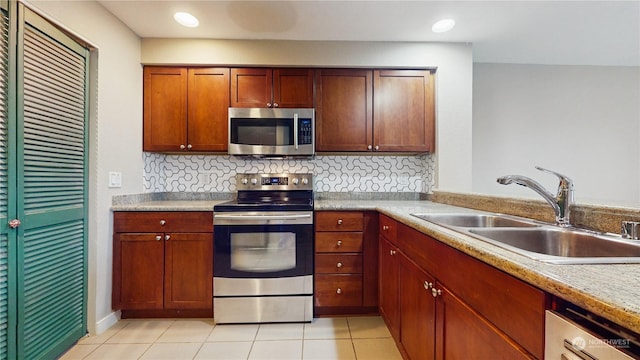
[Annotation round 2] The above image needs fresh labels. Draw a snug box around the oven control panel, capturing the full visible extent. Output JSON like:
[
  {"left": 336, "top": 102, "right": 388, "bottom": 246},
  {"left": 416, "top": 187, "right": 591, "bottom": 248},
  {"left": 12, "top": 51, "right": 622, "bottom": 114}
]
[{"left": 236, "top": 173, "right": 313, "bottom": 191}]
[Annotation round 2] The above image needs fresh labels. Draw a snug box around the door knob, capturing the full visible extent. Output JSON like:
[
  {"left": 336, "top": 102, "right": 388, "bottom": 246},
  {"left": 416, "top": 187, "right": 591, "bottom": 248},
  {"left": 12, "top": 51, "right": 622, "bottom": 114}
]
[{"left": 8, "top": 219, "right": 20, "bottom": 228}]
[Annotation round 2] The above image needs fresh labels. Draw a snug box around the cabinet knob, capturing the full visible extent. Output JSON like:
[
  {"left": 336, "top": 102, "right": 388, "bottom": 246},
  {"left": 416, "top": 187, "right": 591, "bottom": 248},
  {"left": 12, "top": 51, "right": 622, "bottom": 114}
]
[
  {"left": 337, "top": 219, "right": 343, "bottom": 225},
  {"left": 336, "top": 288, "right": 342, "bottom": 295},
  {"left": 164, "top": 234, "right": 171, "bottom": 241},
  {"left": 179, "top": 144, "right": 186, "bottom": 150},
  {"left": 336, "top": 262, "right": 343, "bottom": 268},
  {"left": 336, "top": 240, "right": 342, "bottom": 247},
  {"left": 375, "top": 145, "right": 379, "bottom": 151},
  {"left": 431, "top": 288, "right": 442, "bottom": 298},
  {"left": 423, "top": 281, "right": 433, "bottom": 290},
  {"left": 367, "top": 145, "right": 372, "bottom": 150},
  {"left": 187, "top": 144, "right": 192, "bottom": 150},
  {"left": 267, "top": 102, "right": 272, "bottom": 108},
  {"left": 383, "top": 225, "right": 389, "bottom": 231},
  {"left": 390, "top": 249, "right": 396, "bottom": 256},
  {"left": 160, "top": 220, "right": 166, "bottom": 226},
  {"left": 155, "top": 235, "right": 162, "bottom": 241},
  {"left": 273, "top": 102, "right": 279, "bottom": 108}
]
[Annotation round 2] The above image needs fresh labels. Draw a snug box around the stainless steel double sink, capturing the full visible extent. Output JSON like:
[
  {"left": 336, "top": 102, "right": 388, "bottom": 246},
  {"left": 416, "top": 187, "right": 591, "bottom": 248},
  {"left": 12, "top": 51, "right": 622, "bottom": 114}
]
[{"left": 410, "top": 213, "right": 640, "bottom": 264}]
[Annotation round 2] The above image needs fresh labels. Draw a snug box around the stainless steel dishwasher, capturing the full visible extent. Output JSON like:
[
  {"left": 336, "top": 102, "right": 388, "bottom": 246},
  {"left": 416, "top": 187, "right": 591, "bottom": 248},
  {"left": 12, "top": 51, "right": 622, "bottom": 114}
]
[{"left": 545, "top": 306, "right": 640, "bottom": 360}]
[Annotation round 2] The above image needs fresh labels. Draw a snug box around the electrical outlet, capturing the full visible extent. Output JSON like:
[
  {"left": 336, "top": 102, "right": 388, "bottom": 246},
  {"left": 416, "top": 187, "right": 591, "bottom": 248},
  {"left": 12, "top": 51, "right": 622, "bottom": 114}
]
[{"left": 108, "top": 172, "right": 122, "bottom": 188}]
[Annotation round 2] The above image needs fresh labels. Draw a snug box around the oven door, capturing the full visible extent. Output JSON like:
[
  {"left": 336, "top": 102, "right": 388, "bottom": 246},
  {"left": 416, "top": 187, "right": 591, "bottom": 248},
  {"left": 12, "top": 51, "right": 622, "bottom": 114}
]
[{"left": 213, "top": 211, "right": 313, "bottom": 295}]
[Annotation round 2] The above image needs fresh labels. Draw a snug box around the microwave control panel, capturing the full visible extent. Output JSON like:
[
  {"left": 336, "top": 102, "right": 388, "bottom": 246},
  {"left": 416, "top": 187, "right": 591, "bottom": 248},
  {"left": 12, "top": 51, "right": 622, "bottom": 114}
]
[{"left": 298, "top": 119, "right": 313, "bottom": 145}]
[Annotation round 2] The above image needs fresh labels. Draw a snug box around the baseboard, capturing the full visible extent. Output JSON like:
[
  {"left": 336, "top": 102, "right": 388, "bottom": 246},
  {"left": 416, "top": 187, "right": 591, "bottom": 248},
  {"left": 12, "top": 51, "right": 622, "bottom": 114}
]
[{"left": 95, "top": 310, "right": 121, "bottom": 335}]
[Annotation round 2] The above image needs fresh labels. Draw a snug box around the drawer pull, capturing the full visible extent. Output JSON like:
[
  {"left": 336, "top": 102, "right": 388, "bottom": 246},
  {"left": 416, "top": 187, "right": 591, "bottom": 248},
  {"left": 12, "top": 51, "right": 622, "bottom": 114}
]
[
  {"left": 155, "top": 235, "right": 162, "bottom": 241},
  {"left": 159, "top": 219, "right": 166, "bottom": 226},
  {"left": 336, "top": 288, "right": 342, "bottom": 295},
  {"left": 164, "top": 234, "right": 171, "bottom": 241},
  {"left": 390, "top": 249, "right": 397, "bottom": 256},
  {"left": 336, "top": 262, "right": 343, "bottom": 268},
  {"left": 383, "top": 225, "right": 389, "bottom": 231},
  {"left": 336, "top": 240, "right": 342, "bottom": 247},
  {"left": 337, "top": 219, "right": 343, "bottom": 225}
]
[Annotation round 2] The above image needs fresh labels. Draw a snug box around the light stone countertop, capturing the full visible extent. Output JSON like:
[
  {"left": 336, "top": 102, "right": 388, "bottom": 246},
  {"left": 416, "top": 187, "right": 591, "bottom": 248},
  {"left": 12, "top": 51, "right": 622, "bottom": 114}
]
[
  {"left": 316, "top": 199, "right": 640, "bottom": 334},
  {"left": 111, "top": 200, "right": 229, "bottom": 212}
]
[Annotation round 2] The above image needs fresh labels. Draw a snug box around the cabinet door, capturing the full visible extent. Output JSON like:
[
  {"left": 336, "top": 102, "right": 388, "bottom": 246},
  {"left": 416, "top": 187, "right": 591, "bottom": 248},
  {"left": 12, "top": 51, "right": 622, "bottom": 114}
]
[
  {"left": 143, "top": 67, "right": 187, "bottom": 151},
  {"left": 273, "top": 69, "right": 314, "bottom": 108},
  {"left": 435, "top": 285, "right": 532, "bottom": 360},
  {"left": 118, "top": 233, "right": 164, "bottom": 310},
  {"left": 373, "top": 70, "right": 434, "bottom": 152},
  {"left": 400, "top": 255, "right": 436, "bottom": 360},
  {"left": 164, "top": 233, "right": 213, "bottom": 309},
  {"left": 230, "top": 68, "right": 272, "bottom": 108},
  {"left": 187, "top": 68, "right": 230, "bottom": 151},
  {"left": 315, "top": 69, "right": 373, "bottom": 151},
  {"left": 378, "top": 237, "right": 400, "bottom": 339}
]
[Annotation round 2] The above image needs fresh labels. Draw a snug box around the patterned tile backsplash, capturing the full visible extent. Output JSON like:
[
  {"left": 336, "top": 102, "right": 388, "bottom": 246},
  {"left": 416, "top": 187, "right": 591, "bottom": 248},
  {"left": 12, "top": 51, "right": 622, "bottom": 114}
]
[{"left": 143, "top": 153, "right": 435, "bottom": 193}]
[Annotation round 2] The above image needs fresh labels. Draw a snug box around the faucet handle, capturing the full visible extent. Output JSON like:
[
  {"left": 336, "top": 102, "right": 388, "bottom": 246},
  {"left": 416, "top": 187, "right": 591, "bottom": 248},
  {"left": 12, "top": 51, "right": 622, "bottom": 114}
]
[{"left": 535, "top": 166, "right": 574, "bottom": 189}]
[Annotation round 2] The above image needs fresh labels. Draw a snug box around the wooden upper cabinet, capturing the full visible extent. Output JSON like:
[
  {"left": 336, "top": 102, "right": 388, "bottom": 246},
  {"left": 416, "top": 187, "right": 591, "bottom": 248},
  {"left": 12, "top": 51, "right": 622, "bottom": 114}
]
[
  {"left": 143, "top": 67, "right": 187, "bottom": 152},
  {"left": 374, "top": 69, "right": 435, "bottom": 152},
  {"left": 230, "top": 68, "right": 314, "bottom": 108},
  {"left": 143, "top": 66, "right": 229, "bottom": 152},
  {"left": 187, "top": 68, "right": 230, "bottom": 151},
  {"left": 315, "top": 69, "right": 373, "bottom": 151}
]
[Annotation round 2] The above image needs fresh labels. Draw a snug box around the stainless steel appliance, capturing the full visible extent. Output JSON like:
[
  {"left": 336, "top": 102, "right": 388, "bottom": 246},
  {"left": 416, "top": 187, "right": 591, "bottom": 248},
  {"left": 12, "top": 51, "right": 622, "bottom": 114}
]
[
  {"left": 228, "top": 108, "right": 315, "bottom": 157},
  {"left": 213, "top": 173, "right": 314, "bottom": 323},
  {"left": 545, "top": 307, "right": 640, "bottom": 360}
]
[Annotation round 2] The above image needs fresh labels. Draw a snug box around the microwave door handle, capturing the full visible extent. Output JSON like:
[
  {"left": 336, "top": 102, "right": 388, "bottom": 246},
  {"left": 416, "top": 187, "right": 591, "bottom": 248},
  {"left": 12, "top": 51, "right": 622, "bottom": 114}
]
[{"left": 294, "top": 113, "right": 299, "bottom": 150}]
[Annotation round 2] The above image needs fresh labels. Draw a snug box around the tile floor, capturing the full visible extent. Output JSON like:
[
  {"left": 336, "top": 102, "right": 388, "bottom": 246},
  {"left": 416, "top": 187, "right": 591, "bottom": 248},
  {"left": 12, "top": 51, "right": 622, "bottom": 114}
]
[{"left": 59, "top": 316, "right": 403, "bottom": 360}]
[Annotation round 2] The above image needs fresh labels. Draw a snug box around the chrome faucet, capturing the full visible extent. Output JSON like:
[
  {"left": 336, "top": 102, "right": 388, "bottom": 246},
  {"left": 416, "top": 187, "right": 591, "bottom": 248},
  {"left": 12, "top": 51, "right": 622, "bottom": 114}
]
[{"left": 496, "top": 166, "right": 574, "bottom": 227}]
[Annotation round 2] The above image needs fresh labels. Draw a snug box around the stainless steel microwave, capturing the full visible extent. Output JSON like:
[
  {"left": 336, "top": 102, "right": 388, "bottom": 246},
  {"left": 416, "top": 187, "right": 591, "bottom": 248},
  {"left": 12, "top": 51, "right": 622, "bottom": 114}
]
[{"left": 228, "top": 108, "right": 315, "bottom": 157}]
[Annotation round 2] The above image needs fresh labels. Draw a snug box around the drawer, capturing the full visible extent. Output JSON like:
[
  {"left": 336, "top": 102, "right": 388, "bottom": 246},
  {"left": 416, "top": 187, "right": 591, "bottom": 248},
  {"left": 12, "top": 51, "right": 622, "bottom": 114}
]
[
  {"left": 314, "top": 274, "right": 363, "bottom": 307},
  {"left": 316, "top": 212, "right": 364, "bottom": 231},
  {"left": 114, "top": 211, "right": 213, "bottom": 233},
  {"left": 315, "top": 232, "right": 363, "bottom": 253},
  {"left": 379, "top": 215, "right": 397, "bottom": 244},
  {"left": 315, "top": 254, "right": 362, "bottom": 274}
]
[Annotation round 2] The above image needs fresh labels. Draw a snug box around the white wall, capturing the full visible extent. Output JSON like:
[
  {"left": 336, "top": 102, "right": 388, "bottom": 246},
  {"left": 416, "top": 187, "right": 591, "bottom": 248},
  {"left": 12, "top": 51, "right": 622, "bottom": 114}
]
[
  {"left": 472, "top": 63, "right": 640, "bottom": 207},
  {"left": 142, "top": 39, "right": 474, "bottom": 193},
  {"left": 26, "top": 0, "right": 143, "bottom": 334}
]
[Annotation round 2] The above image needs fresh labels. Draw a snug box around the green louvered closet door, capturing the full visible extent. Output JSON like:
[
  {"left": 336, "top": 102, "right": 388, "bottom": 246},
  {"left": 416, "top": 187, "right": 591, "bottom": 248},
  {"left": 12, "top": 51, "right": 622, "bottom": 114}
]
[
  {"left": 0, "top": 1, "right": 10, "bottom": 358},
  {"left": 14, "top": 4, "right": 89, "bottom": 359}
]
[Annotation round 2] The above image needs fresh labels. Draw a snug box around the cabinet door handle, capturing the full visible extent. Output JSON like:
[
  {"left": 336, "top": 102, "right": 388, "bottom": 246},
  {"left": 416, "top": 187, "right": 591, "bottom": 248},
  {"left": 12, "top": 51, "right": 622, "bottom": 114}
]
[
  {"left": 336, "top": 288, "right": 342, "bottom": 295},
  {"left": 423, "top": 281, "right": 433, "bottom": 290},
  {"left": 160, "top": 220, "right": 166, "bottom": 226},
  {"left": 187, "top": 144, "right": 192, "bottom": 150},
  {"left": 336, "top": 262, "right": 343, "bottom": 268},
  {"left": 390, "top": 249, "right": 397, "bottom": 255},
  {"left": 431, "top": 288, "right": 442, "bottom": 297},
  {"left": 273, "top": 102, "right": 279, "bottom": 108},
  {"left": 336, "top": 240, "right": 342, "bottom": 247},
  {"left": 164, "top": 234, "right": 171, "bottom": 241},
  {"left": 367, "top": 145, "right": 372, "bottom": 150},
  {"left": 155, "top": 235, "right": 162, "bottom": 241},
  {"left": 267, "top": 102, "right": 272, "bottom": 108},
  {"left": 383, "top": 225, "right": 389, "bottom": 231},
  {"left": 337, "top": 219, "right": 343, "bottom": 225},
  {"left": 375, "top": 145, "right": 379, "bottom": 151},
  {"left": 179, "top": 144, "right": 186, "bottom": 150}
]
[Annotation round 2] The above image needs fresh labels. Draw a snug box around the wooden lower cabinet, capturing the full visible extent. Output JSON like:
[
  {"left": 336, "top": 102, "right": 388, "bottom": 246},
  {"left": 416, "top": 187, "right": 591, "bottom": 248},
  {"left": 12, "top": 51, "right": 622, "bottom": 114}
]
[
  {"left": 113, "top": 212, "right": 214, "bottom": 318},
  {"left": 436, "top": 285, "right": 532, "bottom": 360},
  {"left": 378, "top": 215, "right": 547, "bottom": 360}
]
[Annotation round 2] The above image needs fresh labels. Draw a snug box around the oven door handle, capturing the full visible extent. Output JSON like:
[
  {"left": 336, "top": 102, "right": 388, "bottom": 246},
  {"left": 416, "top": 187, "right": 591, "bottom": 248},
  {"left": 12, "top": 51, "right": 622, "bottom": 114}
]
[{"left": 215, "top": 213, "right": 312, "bottom": 223}]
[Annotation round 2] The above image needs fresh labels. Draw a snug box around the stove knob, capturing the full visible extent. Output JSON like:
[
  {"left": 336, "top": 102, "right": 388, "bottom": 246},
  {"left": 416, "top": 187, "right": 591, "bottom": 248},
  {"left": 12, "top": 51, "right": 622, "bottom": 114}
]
[
  {"left": 241, "top": 178, "right": 249, "bottom": 185},
  {"left": 292, "top": 178, "right": 299, "bottom": 185},
  {"left": 301, "top": 178, "right": 309, "bottom": 185},
  {"left": 250, "top": 178, "right": 258, "bottom": 185}
]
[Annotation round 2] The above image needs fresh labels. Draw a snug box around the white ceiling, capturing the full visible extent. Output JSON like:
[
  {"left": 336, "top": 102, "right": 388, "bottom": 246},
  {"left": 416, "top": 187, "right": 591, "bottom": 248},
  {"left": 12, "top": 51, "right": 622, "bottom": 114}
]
[{"left": 97, "top": 0, "right": 640, "bottom": 66}]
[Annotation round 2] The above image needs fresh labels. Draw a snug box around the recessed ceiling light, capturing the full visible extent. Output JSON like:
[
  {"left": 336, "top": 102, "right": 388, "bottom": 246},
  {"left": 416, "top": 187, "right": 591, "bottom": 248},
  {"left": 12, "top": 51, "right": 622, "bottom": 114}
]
[
  {"left": 174, "top": 12, "right": 199, "bottom": 28},
  {"left": 432, "top": 18, "right": 455, "bottom": 33}
]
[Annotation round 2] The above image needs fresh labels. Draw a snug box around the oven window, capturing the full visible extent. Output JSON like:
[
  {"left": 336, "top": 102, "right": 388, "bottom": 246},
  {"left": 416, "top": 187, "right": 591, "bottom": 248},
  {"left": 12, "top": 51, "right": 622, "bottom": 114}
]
[{"left": 230, "top": 232, "right": 296, "bottom": 272}]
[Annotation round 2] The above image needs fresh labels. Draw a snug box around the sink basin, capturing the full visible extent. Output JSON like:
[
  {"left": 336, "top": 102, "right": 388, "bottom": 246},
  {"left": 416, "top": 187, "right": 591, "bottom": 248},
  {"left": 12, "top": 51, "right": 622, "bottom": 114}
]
[
  {"left": 468, "top": 227, "right": 640, "bottom": 264},
  {"left": 411, "top": 213, "right": 538, "bottom": 228}
]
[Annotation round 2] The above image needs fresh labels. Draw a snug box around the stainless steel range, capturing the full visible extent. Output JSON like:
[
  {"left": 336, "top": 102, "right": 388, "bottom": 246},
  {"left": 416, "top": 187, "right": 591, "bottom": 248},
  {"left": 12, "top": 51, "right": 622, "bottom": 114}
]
[{"left": 213, "top": 173, "right": 314, "bottom": 323}]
